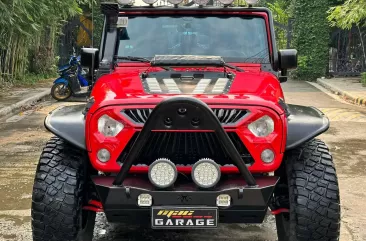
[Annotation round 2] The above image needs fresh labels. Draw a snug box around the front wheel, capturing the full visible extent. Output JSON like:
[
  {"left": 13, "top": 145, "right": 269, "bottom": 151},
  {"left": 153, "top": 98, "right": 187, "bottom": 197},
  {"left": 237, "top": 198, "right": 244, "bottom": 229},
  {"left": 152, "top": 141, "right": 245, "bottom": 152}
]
[
  {"left": 31, "top": 137, "right": 95, "bottom": 241},
  {"left": 51, "top": 82, "right": 72, "bottom": 101},
  {"left": 275, "top": 139, "right": 341, "bottom": 241}
]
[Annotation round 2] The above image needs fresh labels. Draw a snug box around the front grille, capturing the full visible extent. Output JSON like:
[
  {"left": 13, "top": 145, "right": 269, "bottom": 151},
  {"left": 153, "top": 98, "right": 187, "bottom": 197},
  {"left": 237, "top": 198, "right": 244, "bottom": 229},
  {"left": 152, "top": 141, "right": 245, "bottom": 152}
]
[
  {"left": 122, "top": 108, "right": 248, "bottom": 125},
  {"left": 118, "top": 132, "right": 254, "bottom": 167}
]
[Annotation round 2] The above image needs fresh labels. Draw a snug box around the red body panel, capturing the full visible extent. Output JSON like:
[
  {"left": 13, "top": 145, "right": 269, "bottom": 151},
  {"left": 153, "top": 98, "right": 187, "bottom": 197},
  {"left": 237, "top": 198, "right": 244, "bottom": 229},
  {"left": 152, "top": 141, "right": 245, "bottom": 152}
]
[
  {"left": 86, "top": 64, "right": 287, "bottom": 174},
  {"left": 85, "top": 10, "right": 286, "bottom": 174}
]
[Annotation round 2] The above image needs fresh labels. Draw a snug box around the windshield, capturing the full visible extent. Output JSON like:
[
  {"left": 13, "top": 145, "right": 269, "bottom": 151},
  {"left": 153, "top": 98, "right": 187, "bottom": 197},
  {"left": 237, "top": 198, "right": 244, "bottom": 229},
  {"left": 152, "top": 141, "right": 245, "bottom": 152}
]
[{"left": 116, "top": 15, "right": 270, "bottom": 63}]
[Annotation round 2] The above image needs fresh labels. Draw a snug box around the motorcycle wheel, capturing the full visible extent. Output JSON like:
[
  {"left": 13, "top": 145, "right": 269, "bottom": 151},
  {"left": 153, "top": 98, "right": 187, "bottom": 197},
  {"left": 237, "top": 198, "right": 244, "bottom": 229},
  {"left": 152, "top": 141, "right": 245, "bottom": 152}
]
[{"left": 51, "top": 83, "right": 72, "bottom": 101}]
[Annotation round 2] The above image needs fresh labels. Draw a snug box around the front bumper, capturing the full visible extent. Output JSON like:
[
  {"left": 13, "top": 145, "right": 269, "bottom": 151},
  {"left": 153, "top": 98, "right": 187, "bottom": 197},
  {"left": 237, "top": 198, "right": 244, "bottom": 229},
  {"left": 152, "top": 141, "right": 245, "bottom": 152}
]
[{"left": 93, "top": 176, "right": 278, "bottom": 224}]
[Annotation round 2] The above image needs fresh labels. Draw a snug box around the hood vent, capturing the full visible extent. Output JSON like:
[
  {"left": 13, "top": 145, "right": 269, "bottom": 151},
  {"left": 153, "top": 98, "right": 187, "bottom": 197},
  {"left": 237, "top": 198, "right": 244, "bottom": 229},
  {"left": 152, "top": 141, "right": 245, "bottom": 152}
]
[
  {"left": 141, "top": 71, "right": 234, "bottom": 94},
  {"left": 122, "top": 108, "right": 248, "bottom": 125}
]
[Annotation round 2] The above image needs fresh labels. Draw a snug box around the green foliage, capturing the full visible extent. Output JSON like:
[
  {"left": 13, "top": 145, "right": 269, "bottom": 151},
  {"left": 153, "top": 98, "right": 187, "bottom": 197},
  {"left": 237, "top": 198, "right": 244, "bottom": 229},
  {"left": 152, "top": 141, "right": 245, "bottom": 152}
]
[
  {"left": 328, "top": 0, "right": 366, "bottom": 29},
  {"left": 361, "top": 72, "right": 366, "bottom": 87},
  {"left": 0, "top": 0, "right": 94, "bottom": 85},
  {"left": 267, "top": 0, "right": 291, "bottom": 49},
  {"left": 328, "top": 0, "right": 366, "bottom": 69},
  {"left": 291, "top": 0, "right": 330, "bottom": 81},
  {"left": 233, "top": 0, "right": 247, "bottom": 6}
]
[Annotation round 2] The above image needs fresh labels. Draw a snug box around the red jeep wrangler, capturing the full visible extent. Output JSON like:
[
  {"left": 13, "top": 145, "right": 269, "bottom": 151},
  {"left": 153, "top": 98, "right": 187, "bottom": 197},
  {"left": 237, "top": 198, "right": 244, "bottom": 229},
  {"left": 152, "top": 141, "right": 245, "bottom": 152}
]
[{"left": 31, "top": 1, "right": 341, "bottom": 241}]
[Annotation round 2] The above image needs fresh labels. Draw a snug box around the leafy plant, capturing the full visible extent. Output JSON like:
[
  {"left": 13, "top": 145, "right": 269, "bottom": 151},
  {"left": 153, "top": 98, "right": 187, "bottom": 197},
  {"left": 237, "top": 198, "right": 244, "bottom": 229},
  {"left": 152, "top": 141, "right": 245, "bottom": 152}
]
[
  {"left": 0, "top": 0, "right": 95, "bottom": 85},
  {"left": 267, "top": 0, "right": 292, "bottom": 49},
  {"left": 361, "top": 72, "right": 366, "bottom": 87},
  {"left": 328, "top": 0, "right": 366, "bottom": 69},
  {"left": 291, "top": 0, "right": 330, "bottom": 81}
]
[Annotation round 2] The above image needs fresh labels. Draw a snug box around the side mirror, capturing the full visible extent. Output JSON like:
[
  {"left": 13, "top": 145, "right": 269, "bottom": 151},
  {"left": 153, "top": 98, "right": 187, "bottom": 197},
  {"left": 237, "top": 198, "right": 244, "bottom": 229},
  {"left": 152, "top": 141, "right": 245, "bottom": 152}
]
[
  {"left": 278, "top": 49, "right": 297, "bottom": 83},
  {"left": 279, "top": 49, "right": 298, "bottom": 70},
  {"left": 80, "top": 48, "right": 100, "bottom": 69}
]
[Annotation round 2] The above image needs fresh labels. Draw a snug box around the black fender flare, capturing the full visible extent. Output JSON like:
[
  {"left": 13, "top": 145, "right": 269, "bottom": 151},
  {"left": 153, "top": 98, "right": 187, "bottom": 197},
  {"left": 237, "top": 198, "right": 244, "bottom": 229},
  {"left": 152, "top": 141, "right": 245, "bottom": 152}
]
[
  {"left": 44, "top": 105, "right": 86, "bottom": 150},
  {"left": 286, "top": 104, "right": 329, "bottom": 150}
]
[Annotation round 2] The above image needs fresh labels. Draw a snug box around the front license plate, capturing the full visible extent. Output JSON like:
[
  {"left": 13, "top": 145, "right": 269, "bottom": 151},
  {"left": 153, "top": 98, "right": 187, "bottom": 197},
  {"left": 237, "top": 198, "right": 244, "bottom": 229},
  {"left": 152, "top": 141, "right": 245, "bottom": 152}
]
[{"left": 151, "top": 207, "right": 218, "bottom": 229}]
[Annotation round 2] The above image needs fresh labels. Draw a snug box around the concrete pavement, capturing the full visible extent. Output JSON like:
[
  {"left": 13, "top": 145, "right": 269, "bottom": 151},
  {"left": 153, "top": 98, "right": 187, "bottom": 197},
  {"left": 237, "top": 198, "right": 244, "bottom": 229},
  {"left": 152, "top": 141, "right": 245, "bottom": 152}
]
[
  {"left": 0, "top": 80, "right": 365, "bottom": 241},
  {"left": 0, "top": 87, "right": 51, "bottom": 118},
  {"left": 316, "top": 77, "right": 366, "bottom": 107}
]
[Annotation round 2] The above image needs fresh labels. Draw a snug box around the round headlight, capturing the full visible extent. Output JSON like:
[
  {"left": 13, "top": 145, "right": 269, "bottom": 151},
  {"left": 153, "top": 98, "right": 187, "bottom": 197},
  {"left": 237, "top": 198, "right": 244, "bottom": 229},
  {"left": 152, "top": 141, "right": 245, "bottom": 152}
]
[
  {"left": 193, "top": 0, "right": 210, "bottom": 5},
  {"left": 261, "top": 149, "right": 275, "bottom": 163},
  {"left": 97, "top": 149, "right": 111, "bottom": 163},
  {"left": 192, "top": 158, "right": 221, "bottom": 188},
  {"left": 148, "top": 159, "right": 178, "bottom": 188},
  {"left": 248, "top": 115, "right": 274, "bottom": 137},
  {"left": 98, "top": 114, "right": 124, "bottom": 137}
]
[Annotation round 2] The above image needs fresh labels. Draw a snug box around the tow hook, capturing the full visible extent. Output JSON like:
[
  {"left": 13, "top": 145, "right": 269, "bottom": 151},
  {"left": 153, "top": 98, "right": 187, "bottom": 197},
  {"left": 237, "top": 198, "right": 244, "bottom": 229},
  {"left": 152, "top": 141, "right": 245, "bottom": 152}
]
[{"left": 270, "top": 208, "right": 289, "bottom": 215}]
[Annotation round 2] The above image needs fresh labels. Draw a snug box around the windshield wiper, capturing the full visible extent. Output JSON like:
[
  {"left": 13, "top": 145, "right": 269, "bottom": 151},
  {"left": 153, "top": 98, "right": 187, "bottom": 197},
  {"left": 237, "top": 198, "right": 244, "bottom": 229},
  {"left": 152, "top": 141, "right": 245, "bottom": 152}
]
[
  {"left": 224, "top": 63, "right": 244, "bottom": 72},
  {"left": 115, "top": 56, "right": 172, "bottom": 71},
  {"left": 116, "top": 56, "right": 243, "bottom": 72}
]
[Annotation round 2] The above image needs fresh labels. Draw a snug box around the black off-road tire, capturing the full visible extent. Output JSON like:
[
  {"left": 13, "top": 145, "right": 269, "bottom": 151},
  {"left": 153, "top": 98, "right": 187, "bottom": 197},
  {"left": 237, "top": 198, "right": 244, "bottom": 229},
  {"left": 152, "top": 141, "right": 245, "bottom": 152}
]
[
  {"left": 275, "top": 139, "right": 341, "bottom": 241},
  {"left": 31, "top": 137, "right": 95, "bottom": 241}
]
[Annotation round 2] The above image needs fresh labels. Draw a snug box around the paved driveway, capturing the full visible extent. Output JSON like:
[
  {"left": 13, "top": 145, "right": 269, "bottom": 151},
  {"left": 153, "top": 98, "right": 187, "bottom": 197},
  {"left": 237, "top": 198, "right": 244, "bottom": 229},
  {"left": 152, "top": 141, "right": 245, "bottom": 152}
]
[{"left": 0, "top": 80, "right": 365, "bottom": 240}]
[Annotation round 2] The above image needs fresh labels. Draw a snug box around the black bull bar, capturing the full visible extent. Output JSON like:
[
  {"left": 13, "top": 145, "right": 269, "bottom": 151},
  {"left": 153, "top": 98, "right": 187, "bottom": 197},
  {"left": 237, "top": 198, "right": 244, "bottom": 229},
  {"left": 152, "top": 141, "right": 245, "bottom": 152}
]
[
  {"left": 113, "top": 97, "right": 257, "bottom": 186},
  {"left": 93, "top": 97, "right": 279, "bottom": 223}
]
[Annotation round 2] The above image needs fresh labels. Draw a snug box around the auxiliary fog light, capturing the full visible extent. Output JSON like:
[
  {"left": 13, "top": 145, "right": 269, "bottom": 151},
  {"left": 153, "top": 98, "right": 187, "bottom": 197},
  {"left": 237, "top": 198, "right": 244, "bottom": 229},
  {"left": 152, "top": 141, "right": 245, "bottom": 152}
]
[
  {"left": 148, "top": 158, "right": 178, "bottom": 188},
  {"left": 138, "top": 194, "right": 153, "bottom": 207},
  {"left": 117, "top": 0, "right": 133, "bottom": 5},
  {"left": 192, "top": 158, "right": 221, "bottom": 188},
  {"left": 193, "top": 0, "right": 210, "bottom": 5},
  {"left": 217, "top": 194, "right": 231, "bottom": 207},
  {"left": 246, "top": 0, "right": 259, "bottom": 5},
  {"left": 97, "top": 149, "right": 111, "bottom": 163},
  {"left": 261, "top": 149, "right": 275, "bottom": 163},
  {"left": 142, "top": 0, "right": 158, "bottom": 4},
  {"left": 217, "top": 0, "right": 235, "bottom": 5},
  {"left": 168, "top": 0, "right": 183, "bottom": 4}
]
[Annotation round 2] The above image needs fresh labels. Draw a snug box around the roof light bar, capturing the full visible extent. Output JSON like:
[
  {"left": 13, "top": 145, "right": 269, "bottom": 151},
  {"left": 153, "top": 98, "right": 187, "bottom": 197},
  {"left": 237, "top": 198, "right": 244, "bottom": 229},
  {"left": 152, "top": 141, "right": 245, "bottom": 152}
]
[
  {"left": 193, "top": 0, "right": 210, "bottom": 6},
  {"left": 168, "top": 0, "right": 184, "bottom": 4},
  {"left": 217, "top": 0, "right": 235, "bottom": 5},
  {"left": 142, "top": 0, "right": 158, "bottom": 4},
  {"left": 117, "top": 0, "right": 133, "bottom": 5},
  {"left": 246, "top": 0, "right": 259, "bottom": 5}
]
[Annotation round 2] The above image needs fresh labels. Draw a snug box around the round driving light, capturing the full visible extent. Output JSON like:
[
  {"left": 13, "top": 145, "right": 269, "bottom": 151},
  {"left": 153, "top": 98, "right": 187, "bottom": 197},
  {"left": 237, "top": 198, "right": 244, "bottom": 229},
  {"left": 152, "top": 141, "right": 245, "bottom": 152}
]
[
  {"left": 193, "top": 0, "right": 210, "bottom": 5},
  {"left": 142, "top": 0, "right": 158, "bottom": 4},
  {"left": 97, "top": 149, "right": 110, "bottom": 163},
  {"left": 148, "top": 158, "right": 177, "bottom": 188},
  {"left": 217, "top": 194, "right": 231, "bottom": 207},
  {"left": 117, "top": 0, "right": 133, "bottom": 5},
  {"left": 138, "top": 194, "right": 153, "bottom": 207},
  {"left": 261, "top": 149, "right": 275, "bottom": 163},
  {"left": 218, "top": 0, "right": 235, "bottom": 5},
  {"left": 168, "top": 0, "right": 183, "bottom": 4},
  {"left": 192, "top": 158, "right": 221, "bottom": 188},
  {"left": 246, "top": 0, "right": 259, "bottom": 5}
]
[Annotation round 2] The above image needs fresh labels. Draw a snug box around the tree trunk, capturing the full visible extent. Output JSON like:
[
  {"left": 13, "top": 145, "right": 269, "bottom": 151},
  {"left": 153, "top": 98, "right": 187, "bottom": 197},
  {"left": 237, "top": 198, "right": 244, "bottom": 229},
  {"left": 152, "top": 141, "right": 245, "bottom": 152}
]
[{"left": 357, "top": 25, "right": 366, "bottom": 68}]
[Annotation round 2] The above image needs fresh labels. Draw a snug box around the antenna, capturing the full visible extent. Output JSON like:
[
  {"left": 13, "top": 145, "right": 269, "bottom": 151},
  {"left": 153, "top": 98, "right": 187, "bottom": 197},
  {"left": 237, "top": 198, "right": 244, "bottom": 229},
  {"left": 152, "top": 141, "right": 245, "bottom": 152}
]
[{"left": 91, "top": 0, "right": 94, "bottom": 48}]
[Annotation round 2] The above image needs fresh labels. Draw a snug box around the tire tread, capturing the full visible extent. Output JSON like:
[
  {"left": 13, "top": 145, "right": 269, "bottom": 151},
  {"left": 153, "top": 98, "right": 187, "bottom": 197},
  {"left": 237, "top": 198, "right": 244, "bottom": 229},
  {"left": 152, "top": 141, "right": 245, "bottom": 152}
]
[
  {"left": 286, "top": 139, "right": 341, "bottom": 241},
  {"left": 31, "top": 137, "right": 86, "bottom": 241}
]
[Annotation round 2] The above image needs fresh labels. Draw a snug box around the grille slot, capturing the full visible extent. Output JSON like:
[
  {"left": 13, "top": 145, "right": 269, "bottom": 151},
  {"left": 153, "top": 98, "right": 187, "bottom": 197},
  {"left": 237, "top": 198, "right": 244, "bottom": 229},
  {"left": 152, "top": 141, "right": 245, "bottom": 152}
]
[
  {"left": 122, "top": 108, "right": 248, "bottom": 125},
  {"left": 118, "top": 132, "right": 254, "bottom": 167}
]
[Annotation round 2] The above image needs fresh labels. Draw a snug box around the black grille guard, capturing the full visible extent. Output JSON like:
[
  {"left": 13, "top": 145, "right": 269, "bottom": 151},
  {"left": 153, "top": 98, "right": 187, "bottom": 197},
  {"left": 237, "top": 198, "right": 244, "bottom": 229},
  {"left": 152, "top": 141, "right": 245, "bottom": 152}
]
[{"left": 113, "top": 97, "right": 257, "bottom": 187}]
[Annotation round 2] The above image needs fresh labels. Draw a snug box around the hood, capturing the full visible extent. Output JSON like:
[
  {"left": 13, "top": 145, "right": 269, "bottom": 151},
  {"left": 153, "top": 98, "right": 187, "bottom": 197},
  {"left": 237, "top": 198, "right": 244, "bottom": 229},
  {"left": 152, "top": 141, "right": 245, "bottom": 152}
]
[{"left": 90, "top": 65, "right": 285, "bottom": 114}]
